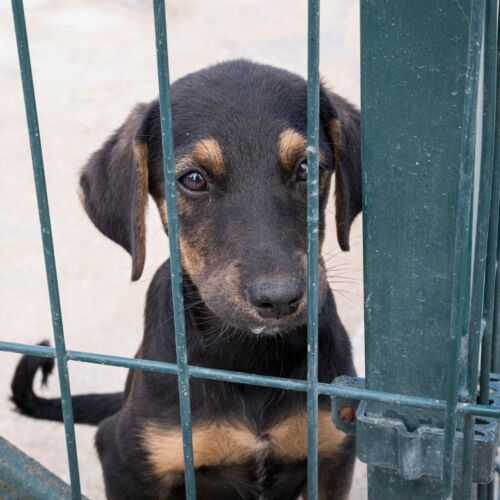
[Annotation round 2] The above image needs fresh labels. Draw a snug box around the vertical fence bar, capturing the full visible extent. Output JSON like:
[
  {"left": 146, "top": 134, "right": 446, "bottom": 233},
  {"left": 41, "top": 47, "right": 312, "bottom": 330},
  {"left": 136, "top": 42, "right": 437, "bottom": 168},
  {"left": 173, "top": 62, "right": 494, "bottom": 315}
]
[
  {"left": 10, "top": 1, "right": 81, "bottom": 498},
  {"left": 306, "top": 0, "right": 320, "bottom": 498},
  {"left": 493, "top": 223, "right": 500, "bottom": 372},
  {"left": 442, "top": 0, "right": 485, "bottom": 497},
  {"left": 479, "top": 8, "right": 500, "bottom": 498},
  {"left": 461, "top": 0, "right": 498, "bottom": 496},
  {"left": 479, "top": 33, "right": 500, "bottom": 408},
  {"left": 478, "top": 29, "right": 500, "bottom": 500},
  {"left": 152, "top": 1, "right": 196, "bottom": 498},
  {"left": 479, "top": 149, "right": 500, "bottom": 500}
]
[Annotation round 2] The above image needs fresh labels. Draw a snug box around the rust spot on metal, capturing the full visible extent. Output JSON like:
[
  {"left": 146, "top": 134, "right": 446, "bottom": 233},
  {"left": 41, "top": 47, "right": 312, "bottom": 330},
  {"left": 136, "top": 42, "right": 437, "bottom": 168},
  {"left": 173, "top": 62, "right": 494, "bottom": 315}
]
[{"left": 338, "top": 404, "right": 356, "bottom": 423}]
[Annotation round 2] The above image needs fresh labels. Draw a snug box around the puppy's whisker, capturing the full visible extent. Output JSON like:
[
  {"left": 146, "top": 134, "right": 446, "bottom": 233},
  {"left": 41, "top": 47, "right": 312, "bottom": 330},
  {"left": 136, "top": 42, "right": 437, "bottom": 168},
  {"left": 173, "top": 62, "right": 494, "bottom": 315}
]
[
  {"left": 327, "top": 273, "right": 363, "bottom": 280},
  {"left": 151, "top": 299, "right": 206, "bottom": 335},
  {"left": 322, "top": 235, "right": 362, "bottom": 253},
  {"left": 330, "top": 288, "right": 362, "bottom": 299},
  {"left": 327, "top": 276, "right": 362, "bottom": 284},
  {"left": 325, "top": 265, "right": 361, "bottom": 273}
]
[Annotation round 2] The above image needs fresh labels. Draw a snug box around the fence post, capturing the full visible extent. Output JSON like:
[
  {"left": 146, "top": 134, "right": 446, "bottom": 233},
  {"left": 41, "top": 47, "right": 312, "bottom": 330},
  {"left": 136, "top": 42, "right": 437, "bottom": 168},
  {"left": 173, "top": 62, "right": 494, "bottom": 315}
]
[{"left": 360, "top": 1, "right": 477, "bottom": 497}]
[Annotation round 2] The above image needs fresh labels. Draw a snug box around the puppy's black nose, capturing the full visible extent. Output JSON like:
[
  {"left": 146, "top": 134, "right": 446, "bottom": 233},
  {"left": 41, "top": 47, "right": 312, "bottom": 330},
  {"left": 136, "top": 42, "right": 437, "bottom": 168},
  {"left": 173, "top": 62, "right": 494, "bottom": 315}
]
[{"left": 246, "top": 277, "right": 304, "bottom": 319}]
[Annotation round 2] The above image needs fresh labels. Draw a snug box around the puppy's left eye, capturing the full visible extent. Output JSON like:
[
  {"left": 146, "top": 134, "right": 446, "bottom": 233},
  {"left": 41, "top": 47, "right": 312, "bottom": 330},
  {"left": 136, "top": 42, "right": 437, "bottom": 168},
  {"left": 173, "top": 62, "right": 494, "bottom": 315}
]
[
  {"left": 296, "top": 162, "right": 308, "bottom": 182},
  {"left": 296, "top": 161, "right": 328, "bottom": 182}
]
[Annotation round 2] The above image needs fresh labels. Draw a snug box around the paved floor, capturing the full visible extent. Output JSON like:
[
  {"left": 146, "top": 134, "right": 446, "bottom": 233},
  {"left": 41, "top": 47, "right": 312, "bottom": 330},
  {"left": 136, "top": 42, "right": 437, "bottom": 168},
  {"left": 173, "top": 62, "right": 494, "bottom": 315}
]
[{"left": 0, "top": 1, "right": 365, "bottom": 498}]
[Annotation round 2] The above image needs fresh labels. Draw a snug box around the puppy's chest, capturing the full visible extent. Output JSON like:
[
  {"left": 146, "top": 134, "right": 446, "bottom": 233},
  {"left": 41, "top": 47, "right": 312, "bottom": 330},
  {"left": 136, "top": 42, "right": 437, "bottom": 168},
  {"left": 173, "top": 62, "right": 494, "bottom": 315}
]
[{"left": 142, "top": 408, "right": 346, "bottom": 478}]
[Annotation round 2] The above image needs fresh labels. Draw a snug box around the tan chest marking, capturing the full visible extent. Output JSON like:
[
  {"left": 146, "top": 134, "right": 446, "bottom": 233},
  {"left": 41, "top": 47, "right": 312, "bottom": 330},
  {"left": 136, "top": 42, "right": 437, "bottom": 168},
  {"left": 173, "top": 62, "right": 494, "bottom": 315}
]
[
  {"left": 143, "top": 411, "right": 345, "bottom": 477},
  {"left": 143, "top": 422, "right": 266, "bottom": 477},
  {"left": 268, "top": 410, "right": 346, "bottom": 461}
]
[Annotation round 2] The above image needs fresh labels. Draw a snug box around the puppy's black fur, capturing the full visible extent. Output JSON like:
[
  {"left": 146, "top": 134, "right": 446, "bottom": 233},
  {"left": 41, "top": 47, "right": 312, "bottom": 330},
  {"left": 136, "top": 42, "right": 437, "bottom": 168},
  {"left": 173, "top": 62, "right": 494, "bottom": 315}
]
[{"left": 11, "top": 60, "right": 361, "bottom": 500}]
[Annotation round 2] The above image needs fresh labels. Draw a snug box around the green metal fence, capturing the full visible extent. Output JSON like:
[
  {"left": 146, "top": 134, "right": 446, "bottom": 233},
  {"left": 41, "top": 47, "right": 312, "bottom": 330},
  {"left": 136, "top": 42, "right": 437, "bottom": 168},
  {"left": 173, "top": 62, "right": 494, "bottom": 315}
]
[{"left": 2, "top": 0, "right": 500, "bottom": 499}]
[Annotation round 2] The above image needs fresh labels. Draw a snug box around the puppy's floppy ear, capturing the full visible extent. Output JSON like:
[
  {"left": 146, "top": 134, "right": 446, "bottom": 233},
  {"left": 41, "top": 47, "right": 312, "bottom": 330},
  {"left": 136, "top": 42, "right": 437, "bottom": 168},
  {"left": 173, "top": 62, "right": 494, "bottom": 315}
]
[
  {"left": 79, "top": 102, "right": 165, "bottom": 281},
  {"left": 324, "top": 91, "right": 362, "bottom": 251}
]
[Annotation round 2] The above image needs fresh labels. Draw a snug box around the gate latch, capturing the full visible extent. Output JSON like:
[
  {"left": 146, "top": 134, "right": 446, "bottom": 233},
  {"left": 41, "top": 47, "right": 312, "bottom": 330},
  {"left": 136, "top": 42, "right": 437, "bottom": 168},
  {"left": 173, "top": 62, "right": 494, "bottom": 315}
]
[{"left": 331, "top": 374, "right": 500, "bottom": 483}]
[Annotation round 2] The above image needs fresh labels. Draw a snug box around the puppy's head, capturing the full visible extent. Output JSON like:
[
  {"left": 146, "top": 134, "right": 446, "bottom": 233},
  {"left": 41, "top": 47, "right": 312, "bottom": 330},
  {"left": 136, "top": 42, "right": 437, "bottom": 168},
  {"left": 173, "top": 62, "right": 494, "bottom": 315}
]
[{"left": 79, "top": 60, "right": 361, "bottom": 334}]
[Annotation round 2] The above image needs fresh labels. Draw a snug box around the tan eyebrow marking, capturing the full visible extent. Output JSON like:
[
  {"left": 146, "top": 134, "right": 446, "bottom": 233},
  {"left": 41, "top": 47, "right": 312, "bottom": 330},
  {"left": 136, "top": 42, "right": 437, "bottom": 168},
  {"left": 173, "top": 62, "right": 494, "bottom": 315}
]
[
  {"left": 279, "top": 128, "right": 307, "bottom": 173},
  {"left": 279, "top": 128, "right": 328, "bottom": 173},
  {"left": 191, "top": 138, "right": 225, "bottom": 177}
]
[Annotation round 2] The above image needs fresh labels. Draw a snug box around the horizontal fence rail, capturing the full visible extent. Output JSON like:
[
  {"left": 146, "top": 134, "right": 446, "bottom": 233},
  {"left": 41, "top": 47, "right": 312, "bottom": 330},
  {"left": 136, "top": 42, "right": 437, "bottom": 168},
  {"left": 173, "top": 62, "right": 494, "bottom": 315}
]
[{"left": 2, "top": 341, "right": 500, "bottom": 419}]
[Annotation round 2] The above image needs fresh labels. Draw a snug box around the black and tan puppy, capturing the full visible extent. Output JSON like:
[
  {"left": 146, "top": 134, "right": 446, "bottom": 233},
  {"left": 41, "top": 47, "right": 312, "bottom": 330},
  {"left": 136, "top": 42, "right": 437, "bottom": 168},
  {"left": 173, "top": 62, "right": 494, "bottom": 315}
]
[{"left": 11, "top": 60, "right": 361, "bottom": 500}]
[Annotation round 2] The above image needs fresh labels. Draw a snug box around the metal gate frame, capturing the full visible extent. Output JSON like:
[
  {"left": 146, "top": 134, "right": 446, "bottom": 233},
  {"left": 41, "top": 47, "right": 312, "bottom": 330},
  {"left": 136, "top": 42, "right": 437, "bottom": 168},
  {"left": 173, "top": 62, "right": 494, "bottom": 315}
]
[
  {"left": 360, "top": 1, "right": 500, "bottom": 499},
  {"left": 2, "top": 0, "right": 500, "bottom": 499}
]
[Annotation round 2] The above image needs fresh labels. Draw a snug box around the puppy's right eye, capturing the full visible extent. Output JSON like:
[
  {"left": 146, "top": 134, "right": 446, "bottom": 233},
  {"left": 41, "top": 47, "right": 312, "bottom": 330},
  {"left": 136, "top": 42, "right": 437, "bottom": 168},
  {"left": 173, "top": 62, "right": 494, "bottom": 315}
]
[{"left": 178, "top": 171, "right": 208, "bottom": 193}]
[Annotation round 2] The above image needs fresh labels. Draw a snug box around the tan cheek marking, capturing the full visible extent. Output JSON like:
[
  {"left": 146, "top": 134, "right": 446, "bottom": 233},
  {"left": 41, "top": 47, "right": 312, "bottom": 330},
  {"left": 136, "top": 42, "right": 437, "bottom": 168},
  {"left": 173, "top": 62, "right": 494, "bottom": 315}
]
[
  {"left": 269, "top": 410, "right": 346, "bottom": 461},
  {"left": 180, "top": 238, "right": 205, "bottom": 278},
  {"left": 192, "top": 138, "right": 225, "bottom": 178},
  {"left": 143, "top": 423, "right": 265, "bottom": 477},
  {"left": 174, "top": 150, "right": 216, "bottom": 281}
]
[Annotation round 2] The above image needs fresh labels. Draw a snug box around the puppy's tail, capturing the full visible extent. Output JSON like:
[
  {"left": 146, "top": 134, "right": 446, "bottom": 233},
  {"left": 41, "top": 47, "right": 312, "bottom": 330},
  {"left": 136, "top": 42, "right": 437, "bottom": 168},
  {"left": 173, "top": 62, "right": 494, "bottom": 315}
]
[{"left": 11, "top": 341, "right": 123, "bottom": 426}]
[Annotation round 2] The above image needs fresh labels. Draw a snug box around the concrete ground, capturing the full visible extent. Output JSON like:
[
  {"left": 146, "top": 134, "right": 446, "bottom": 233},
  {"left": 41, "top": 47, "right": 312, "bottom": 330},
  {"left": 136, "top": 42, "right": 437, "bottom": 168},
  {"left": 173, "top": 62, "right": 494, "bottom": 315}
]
[{"left": 0, "top": 1, "right": 365, "bottom": 498}]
